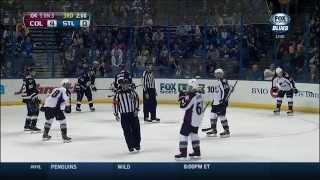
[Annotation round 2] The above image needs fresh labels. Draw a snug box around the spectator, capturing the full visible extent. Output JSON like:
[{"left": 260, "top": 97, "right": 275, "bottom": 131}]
[
  {"left": 22, "top": 36, "right": 33, "bottom": 66},
  {"left": 246, "top": 64, "right": 263, "bottom": 80},
  {"left": 207, "top": 44, "right": 219, "bottom": 60},
  {"left": 111, "top": 45, "right": 123, "bottom": 74},
  {"left": 263, "top": 63, "right": 275, "bottom": 80},
  {"left": 152, "top": 29, "right": 164, "bottom": 43},
  {"left": 309, "top": 64, "right": 319, "bottom": 83},
  {"left": 206, "top": 60, "right": 217, "bottom": 78}
]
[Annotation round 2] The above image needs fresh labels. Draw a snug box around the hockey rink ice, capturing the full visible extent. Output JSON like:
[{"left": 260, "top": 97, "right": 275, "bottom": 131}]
[{"left": 1, "top": 104, "right": 319, "bottom": 162}]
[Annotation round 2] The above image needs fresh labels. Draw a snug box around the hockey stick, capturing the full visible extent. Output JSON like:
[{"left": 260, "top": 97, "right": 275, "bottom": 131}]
[
  {"left": 203, "top": 101, "right": 211, "bottom": 113},
  {"left": 225, "top": 80, "right": 238, "bottom": 101}
]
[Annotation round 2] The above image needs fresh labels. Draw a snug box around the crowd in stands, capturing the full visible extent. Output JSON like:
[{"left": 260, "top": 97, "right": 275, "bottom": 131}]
[
  {"left": 56, "top": 23, "right": 271, "bottom": 79},
  {"left": 0, "top": 0, "right": 318, "bottom": 84},
  {"left": 260, "top": 0, "right": 319, "bottom": 83}
]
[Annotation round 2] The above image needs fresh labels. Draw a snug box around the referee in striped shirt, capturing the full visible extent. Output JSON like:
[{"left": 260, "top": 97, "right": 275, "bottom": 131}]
[
  {"left": 113, "top": 77, "right": 141, "bottom": 152},
  {"left": 142, "top": 62, "right": 160, "bottom": 123}
]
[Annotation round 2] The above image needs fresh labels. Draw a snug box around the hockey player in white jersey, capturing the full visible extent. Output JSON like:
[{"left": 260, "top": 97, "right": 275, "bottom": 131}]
[
  {"left": 206, "top": 69, "right": 231, "bottom": 138},
  {"left": 271, "top": 67, "right": 298, "bottom": 115},
  {"left": 42, "top": 79, "right": 72, "bottom": 142},
  {"left": 175, "top": 79, "right": 204, "bottom": 160}
]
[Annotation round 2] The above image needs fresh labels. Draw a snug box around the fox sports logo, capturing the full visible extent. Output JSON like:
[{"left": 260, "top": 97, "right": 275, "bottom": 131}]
[
  {"left": 270, "top": 13, "right": 290, "bottom": 33},
  {"left": 270, "top": 13, "right": 291, "bottom": 26}
]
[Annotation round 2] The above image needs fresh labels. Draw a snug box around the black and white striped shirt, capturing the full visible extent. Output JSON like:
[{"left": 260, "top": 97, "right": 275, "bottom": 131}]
[
  {"left": 113, "top": 89, "right": 139, "bottom": 114},
  {"left": 142, "top": 71, "right": 155, "bottom": 92}
]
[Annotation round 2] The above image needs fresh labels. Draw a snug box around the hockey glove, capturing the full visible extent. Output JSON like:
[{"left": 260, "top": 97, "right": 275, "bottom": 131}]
[
  {"left": 31, "top": 95, "right": 39, "bottom": 103},
  {"left": 178, "top": 91, "right": 186, "bottom": 100},
  {"left": 91, "top": 85, "right": 97, "bottom": 92},
  {"left": 220, "top": 100, "right": 228, "bottom": 107},
  {"left": 65, "top": 105, "right": 71, "bottom": 113},
  {"left": 75, "top": 84, "right": 81, "bottom": 91},
  {"left": 293, "top": 88, "right": 298, "bottom": 94},
  {"left": 270, "top": 87, "right": 279, "bottom": 98},
  {"left": 40, "top": 105, "right": 45, "bottom": 112}
]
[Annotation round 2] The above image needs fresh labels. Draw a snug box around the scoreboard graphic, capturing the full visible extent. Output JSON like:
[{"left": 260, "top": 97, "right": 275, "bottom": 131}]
[{"left": 23, "top": 12, "right": 90, "bottom": 28}]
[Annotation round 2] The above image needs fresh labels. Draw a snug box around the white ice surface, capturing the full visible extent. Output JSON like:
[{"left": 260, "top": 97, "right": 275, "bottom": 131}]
[{"left": 1, "top": 104, "right": 319, "bottom": 162}]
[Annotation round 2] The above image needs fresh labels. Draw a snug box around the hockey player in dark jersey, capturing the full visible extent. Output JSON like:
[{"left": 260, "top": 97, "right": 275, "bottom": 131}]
[
  {"left": 75, "top": 68, "right": 97, "bottom": 112},
  {"left": 175, "top": 79, "right": 204, "bottom": 160},
  {"left": 21, "top": 71, "right": 41, "bottom": 132},
  {"left": 271, "top": 67, "right": 298, "bottom": 115},
  {"left": 206, "top": 68, "right": 231, "bottom": 138}
]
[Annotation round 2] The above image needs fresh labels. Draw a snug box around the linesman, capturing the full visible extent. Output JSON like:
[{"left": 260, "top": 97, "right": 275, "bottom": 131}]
[{"left": 142, "top": 62, "right": 160, "bottom": 123}]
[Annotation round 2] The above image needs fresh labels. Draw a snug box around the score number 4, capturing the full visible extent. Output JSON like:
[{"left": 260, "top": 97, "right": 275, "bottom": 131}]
[{"left": 47, "top": 20, "right": 57, "bottom": 27}]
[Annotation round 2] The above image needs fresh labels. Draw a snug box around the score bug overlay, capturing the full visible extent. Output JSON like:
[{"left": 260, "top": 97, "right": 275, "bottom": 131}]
[{"left": 23, "top": 12, "right": 90, "bottom": 29}]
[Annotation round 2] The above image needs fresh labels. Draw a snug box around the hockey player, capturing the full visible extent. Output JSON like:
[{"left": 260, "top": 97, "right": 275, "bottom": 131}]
[
  {"left": 21, "top": 71, "right": 41, "bottom": 132},
  {"left": 271, "top": 67, "right": 298, "bottom": 115},
  {"left": 42, "top": 79, "right": 72, "bottom": 142},
  {"left": 75, "top": 68, "right": 97, "bottom": 112},
  {"left": 113, "top": 77, "right": 141, "bottom": 153},
  {"left": 175, "top": 79, "right": 204, "bottom": 160},
  {"left": 206, "top": 69, "right": 231, "bottom": 138}
]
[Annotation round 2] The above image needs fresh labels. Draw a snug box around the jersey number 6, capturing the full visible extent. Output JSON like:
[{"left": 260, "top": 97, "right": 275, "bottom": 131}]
[{"left": 196, "top": 102, "right": 203, "bottom": 115}]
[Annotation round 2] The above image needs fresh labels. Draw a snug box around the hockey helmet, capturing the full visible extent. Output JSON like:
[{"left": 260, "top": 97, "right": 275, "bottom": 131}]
[
  {"left": 118, "top": 77, "right": 130, "bottom": 90},
  {"left": 275, "top": 67, "right": 283, "bottom": 76},
  {"left": 61, "top": 79, "right": 71, "bottom": 89},
  {"left": 145, "top": 61, "right": 153, "bottom": 71},
  {"left": 214, "top": 68, "right": 224, "bottom": 79},
  {"left": 187, "top": 79, "right": 198, "bottom": 92}
]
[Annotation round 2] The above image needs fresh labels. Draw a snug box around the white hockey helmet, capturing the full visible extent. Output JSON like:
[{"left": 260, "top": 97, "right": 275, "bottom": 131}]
[
  {"left": 61, "top": 79, "right": 71, "bottom": 88},
  {"left": 187, "top": 79, "right": 198, "bottom": 91},
  {"left": 214, "top": 68, "right": 224, "bottom": 78},
  {"left": 275, "top": 67, "right": 283, "bottom": 76}
]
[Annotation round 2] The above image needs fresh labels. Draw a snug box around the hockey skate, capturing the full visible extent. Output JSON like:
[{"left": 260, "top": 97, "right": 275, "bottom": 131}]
[
  {"left": 62, "top": 136, "right": 72, "bottom": 143},
  {"left": 206, "top": 129, "right": 217, "bottom": 137},
  {"left": 134, "top": 147, "right": 141, "bottom": 152},
  {"left": 189, "top": 152, "right": 201, "bottom": 160},
  {"left": 24, "top": 126, "right": 32, "bottom": 132},
  {"left": 30, "top": 127, "right": 42, "bottom": 133},
  {"left": 273, "top": 108, "right": 280, "bottom": 115},
  {"left": 174, "top": 153, "right": 187, "bottom": 161},
  {"left": 90, "top": 106, "right": 95, "bottom": 112},
  {"left": 287, "top": 110, "right": 294, "bottom": 116},
  {"left": 151, "top": 118, "right": 160, "bottom": 123},
  {"left": 202, "top": 127, "right": 212, "bottom": 132},
  {"left": 144, "top": 118, "right": 152, "bottom": 123},
  {"left": 128, "top": 148, "right": 135, "bottom": 153},
  {"left": 220, "top": 130, "right": 230, "bottom": 138},
  {"left": 42, "top": 134, "right": 52, "bottom": 141}
]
